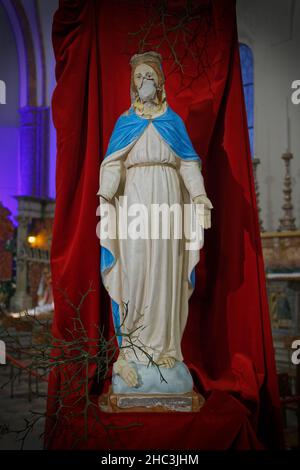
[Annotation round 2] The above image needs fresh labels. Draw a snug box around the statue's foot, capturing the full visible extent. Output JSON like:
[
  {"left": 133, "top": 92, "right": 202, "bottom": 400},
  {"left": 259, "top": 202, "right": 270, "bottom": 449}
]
[
  {"left": 157, "top": 356, "right": 176, "bottom": 368},
  {"left": 114, "top": 359, "right": 138, "bottom": 387}
]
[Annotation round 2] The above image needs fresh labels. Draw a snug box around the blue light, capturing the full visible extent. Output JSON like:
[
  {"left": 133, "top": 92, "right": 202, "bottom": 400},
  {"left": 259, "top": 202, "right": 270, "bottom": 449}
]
[{"left": 239, "top": 43, "right": 254, "bottom": 157}]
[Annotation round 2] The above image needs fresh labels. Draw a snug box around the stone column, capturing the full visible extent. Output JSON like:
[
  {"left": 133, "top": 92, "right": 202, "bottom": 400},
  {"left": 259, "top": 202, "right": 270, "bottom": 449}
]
[
  {"left": 10, "top": 216, "right": 32, "bottom": 311},
  {"left": 278, "top": 152, "right": 297, "bottom": 232},
  {"left": 9, "top": 106, "right": 50, "bottom": 311},
  {"left": 19, "top": 106, "right": 50, "bottom": 197},
  {"left": 252, "top": 156, "right": 264, "bottom": 232}
]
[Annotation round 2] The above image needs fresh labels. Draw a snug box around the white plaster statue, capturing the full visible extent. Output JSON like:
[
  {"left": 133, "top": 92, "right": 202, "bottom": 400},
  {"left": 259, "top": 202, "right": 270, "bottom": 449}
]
[{"left": 98, "top": 52, "right": 213, "bottom": 392}]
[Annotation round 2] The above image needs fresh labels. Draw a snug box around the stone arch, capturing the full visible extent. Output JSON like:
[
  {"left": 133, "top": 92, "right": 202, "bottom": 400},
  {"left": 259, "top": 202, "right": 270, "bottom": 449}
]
[
  {"left": 0, "top": 0, "right": 49, "bottom": 198},
  {"left": 1, "top": 0, "right": 34, "bottom": 106}
]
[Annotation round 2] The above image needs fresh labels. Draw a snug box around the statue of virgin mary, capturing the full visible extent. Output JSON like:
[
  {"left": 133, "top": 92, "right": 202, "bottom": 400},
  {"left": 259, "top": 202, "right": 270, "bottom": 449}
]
[{"left": 98, "top": 51, "right": 213, "bottom": 391}]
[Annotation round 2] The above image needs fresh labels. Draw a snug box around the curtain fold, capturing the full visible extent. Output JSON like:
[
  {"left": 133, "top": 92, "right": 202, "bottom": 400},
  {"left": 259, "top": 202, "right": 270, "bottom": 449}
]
[{"left": 47, "top": 0, "right": 283, "bottom": 449}]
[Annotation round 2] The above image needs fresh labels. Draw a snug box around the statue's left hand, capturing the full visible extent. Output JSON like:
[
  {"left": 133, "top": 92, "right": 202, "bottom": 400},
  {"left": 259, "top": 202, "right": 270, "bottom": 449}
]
[{"left": 193, "top": 194, "right": 213, "bottom": 229}]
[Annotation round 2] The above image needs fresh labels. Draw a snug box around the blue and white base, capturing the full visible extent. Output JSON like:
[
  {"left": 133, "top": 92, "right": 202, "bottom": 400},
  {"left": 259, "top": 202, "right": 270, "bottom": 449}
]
[{"left": 112, "top": 360, "right": 194, "bottom": 395}]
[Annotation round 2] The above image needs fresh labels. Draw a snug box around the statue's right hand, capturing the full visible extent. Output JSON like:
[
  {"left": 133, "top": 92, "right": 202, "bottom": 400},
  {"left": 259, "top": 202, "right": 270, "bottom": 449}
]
[
  {"left": 114, "top": 359, "right": 138, "bottom": 387},
  {"left": 121, "top": 364, "right": 139, "bottom": 387}
]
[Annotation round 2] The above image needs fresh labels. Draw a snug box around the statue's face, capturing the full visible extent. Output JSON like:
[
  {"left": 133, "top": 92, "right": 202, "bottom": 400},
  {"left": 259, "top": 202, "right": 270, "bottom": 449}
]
[{"left": 134, "top": 63, "right": 158, "bottom": 102}]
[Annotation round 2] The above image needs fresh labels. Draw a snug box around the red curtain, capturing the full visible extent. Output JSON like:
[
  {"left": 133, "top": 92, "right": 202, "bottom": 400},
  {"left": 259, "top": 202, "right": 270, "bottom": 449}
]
[{"left": 47, "top": 0, "right": 283, "bottom": 450}]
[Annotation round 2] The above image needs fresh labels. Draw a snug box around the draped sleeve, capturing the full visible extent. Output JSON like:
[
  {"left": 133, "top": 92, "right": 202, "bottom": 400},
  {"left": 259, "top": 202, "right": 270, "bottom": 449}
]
[
  {"left": 178, "top": 159, "right": 206, "bottom": 199},
  {"left": 97, "top": 159, "right": 123, "bottom": 200}
]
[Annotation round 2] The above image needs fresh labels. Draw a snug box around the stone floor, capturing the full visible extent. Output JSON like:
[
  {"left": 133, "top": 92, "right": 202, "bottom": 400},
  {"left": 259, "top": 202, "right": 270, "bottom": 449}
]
[
  {"left": 0, "top": 361, "right": 47, "bottom": 450},
  {"left": 1, "top": 360, "right": 299, "bottom": 450},
  {"left": 0, "top": 326, "right": 299, "bottom": 450}
]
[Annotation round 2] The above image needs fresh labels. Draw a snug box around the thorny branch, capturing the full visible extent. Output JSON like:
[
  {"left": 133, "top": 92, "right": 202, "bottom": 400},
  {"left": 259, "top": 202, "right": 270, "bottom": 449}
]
[
  {"left": 127, "top": 0, "right": 215, "bottom": 93},
  {"left": 0, "top": 286, "right": 165, "bottom": 449}
]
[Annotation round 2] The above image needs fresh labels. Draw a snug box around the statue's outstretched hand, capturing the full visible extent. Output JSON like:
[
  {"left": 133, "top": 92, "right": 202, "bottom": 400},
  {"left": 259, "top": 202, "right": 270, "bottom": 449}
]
[{"left": 193, "top": 194, "right": 213, "bottom": 229}]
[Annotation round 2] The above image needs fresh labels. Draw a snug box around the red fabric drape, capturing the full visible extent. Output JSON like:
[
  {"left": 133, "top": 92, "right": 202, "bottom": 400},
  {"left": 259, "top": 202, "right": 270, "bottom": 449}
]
[{"left": 47, "top": 0, "right": 283, "bottom": 450}]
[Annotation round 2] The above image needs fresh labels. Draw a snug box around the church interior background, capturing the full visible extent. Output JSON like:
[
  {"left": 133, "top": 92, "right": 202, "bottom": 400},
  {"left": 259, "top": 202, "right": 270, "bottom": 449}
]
[{"left": 0, "top": 0, "right": 299, "bottom": 449}]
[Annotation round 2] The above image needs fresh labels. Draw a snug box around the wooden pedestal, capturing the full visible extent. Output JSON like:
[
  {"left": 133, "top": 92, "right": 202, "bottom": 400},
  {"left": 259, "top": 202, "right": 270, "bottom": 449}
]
[{"left": 99, "top": 386, "right": 205, "bottom": 413}]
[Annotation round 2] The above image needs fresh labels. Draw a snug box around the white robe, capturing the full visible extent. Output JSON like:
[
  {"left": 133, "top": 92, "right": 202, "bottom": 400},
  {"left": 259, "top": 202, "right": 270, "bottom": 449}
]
[{"left": 99, "top": 122, "right": 205, "bottom": 364}]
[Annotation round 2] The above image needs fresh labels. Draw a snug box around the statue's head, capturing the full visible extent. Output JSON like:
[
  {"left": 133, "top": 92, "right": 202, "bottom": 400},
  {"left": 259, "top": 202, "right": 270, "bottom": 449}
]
[{"left": 130, "top": 51, "right": 166, "bottom": 108}]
